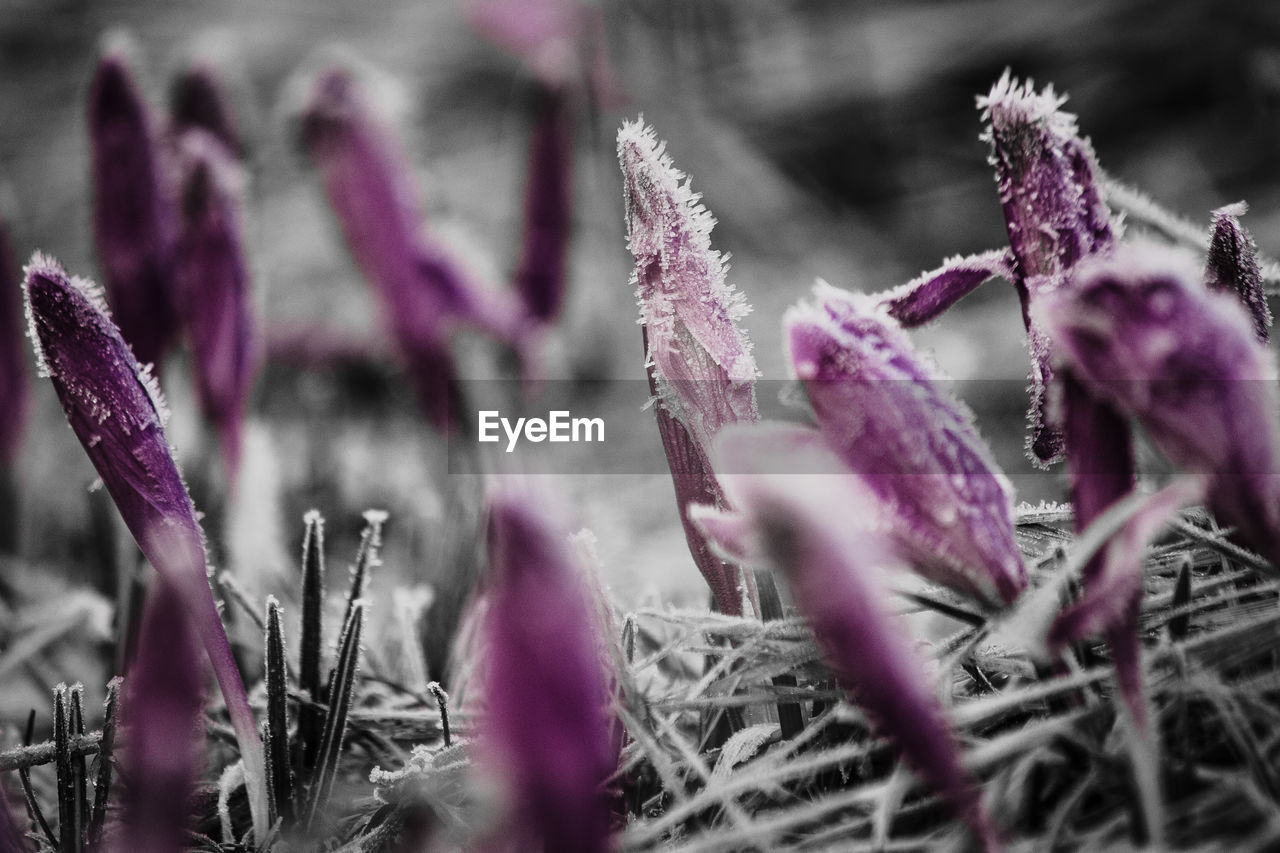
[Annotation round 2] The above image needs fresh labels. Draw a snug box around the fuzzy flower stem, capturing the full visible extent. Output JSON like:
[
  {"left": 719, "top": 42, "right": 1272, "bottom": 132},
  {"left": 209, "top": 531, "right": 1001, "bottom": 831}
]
[
  {"left": 23, "top": 254, "right": 268, "bottom": 842},
  {"left": 112, "top": 578, "right": 204, "bottom": 853}
]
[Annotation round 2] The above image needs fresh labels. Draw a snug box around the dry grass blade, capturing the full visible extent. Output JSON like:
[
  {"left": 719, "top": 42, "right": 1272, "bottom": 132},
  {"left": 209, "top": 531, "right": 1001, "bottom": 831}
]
[
  {"left": 265, "top": 597, "right": 294, "bottom": 827},
  {"left": 306, "top": 601, "right": 365, "bottom": 829},
  {"left": 18, "top": 708, "right": 56, "bottom": 849},
  {"left": 86, "top": 677, "right": 120, "bottom": 849},
  {"left": 296, "top": 509, "right": 326, "bottom": 783}
]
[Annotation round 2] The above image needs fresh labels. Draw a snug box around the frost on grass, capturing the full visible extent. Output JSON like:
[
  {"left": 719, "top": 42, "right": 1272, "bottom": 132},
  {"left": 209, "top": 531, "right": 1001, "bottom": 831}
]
[{"left": 785, "top": 282, "right": 1026, "bottom": 607}]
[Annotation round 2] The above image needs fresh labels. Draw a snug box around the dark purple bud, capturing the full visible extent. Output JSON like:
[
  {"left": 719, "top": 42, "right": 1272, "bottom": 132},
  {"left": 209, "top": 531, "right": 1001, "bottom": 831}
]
[
  {"left": 113, "top": 577, "right": 204, "bottom": 853},
  {"left": 300, "top": 66, "right": 523, "bottom": 428},
  {"left": 786, "top": 283, "right": 1026, "bottom": 607},
  {"left": 878, "top": 249, "right": 1014, "bottom": 328},
  {"left": 169, "top": 61, "right": 243, "bottom": 156},
  {"left": 173, "top": 129, "right": 257, "bottom": 480},
  {"left": 23, "top": 254, "right": 268, "bottom": 839},
  {"left": 618, "top": 120, "right": 761, "bottom": 615},
  {"left": 710, "top": 423, "right": 1001, "bottom": 851},
  {"left": 978, "top": 72, "right": 1116, "bottom": 465},
  {"left": 483, "top": 480, "right": 617, "bottom": 853},
  {"left": 0, "top": 215, "right": 29, "bottom": 466},
  {"left": 515, "top": 84, "right": 574, "bottom": 324},
  {"left": 1205, "top": 203, "right": 1270, "bottom": 343},
  {"left": 88, "top": 41, "right": 180, "bottom": 371},
  {"left": 1040, "top": 242, "right": 1280, "bottom": 571}
]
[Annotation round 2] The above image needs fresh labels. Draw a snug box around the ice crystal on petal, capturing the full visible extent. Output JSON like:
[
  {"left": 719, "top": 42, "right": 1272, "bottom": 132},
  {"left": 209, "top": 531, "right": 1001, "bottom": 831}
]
[{"left": 786, "top": 282, "right": 1026, "bottom": 607}]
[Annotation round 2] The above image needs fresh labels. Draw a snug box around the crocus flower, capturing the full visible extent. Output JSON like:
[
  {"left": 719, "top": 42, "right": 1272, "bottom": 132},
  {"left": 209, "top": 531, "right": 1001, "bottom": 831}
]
[
  {"left": 23, "top": 254, "right": 268, "bottom": 840},
  {"left": 514, "top": 84, "right": 575, "bottom": 325},
  {"left": 299, "top": 65, "right": 523, "bottom": 430},
  {"left": 173, "top": 128, "right": 257, "bottom": 480},
  {"left": 617, "top": 119, "right": 762, "bottom": 615},
  {"left": 978, "top": 72, "right": 1115, "bottom": 464},
  {"left": 1205, "top": 203, "right": 1270, "bottom": 343},
  {"left": 169, "top": 61, "right": 243, "bottom": 157},
  {"left": 1039, "top": 242, "right": 1280, "bottom": 571},
  {"left": 482, "top": 479, "right": 617, "bottom": 853},
  {"left": 882, "top": 74, "right": 1114, "bottom": 466},
  {"left": 0, "top": 214, "right": 28, "bottom": 466},
  {"left": 785, "top": 282, "right": 1026, "bottom": 607},
  {"left": 111, "top": 577, "right": 204, "bottom": 853},
  {"left": 88, "top": 42, "right": 180, "bottom": 372},
  {"left": 708, "top": 422, "right": 1000, "bottom": 851}
]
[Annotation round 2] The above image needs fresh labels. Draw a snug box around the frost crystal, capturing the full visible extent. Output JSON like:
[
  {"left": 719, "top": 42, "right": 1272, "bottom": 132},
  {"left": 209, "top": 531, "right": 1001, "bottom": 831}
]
[
  {"left": 786, "top": 282, "right": 1026, "bottom": 607},
  {"left": 617, "top": 119, "right": 761, "bottom": 615}
]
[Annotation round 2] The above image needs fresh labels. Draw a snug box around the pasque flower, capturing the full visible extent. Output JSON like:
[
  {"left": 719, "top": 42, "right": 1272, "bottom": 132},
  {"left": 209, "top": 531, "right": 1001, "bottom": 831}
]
[
  {"left": 1204, "top": 203, "right": 1270, "bottom": 343},
  {"left": 617, "top": 119, "right": 761, "bottom": 616},
  {"left": 1039, "top": 242, "right": 1280, "bottom": 571},
  {"left": 785, "top": 282, "right": 1026, "bottom": 607},
  {"left": 875, "top": 73, "right": 1115, "bottom": 467},
  {"left": 300, "top": 65, "right": 524, "bottom": 430},
  {"left": 111, "top": 578, "right": 204, "bottom": 853},
  {"left": 514, "top": 83, "right": 575, "bottom": 325},
  {"left": 23, "top": 254, "right": 269, "bottom": 841},
  {"left": 88, "top": 42, "right": 180, "bottom": 372},
  {"left": 482, "top": 479, "right": 618, "bottom": 853},
  {"left": 173, "top": 128, "right": 257, "bottom": 480},
  {"left": 707, "top": 422, "right": 1000, "bottom": 851}
]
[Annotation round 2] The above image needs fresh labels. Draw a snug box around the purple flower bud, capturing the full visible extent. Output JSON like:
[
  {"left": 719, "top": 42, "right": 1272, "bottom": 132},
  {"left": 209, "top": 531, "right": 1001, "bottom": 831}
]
[
  {"left": 482, "top": 480, "right": 617, "bottom": 853},
  {"left": 1205, "top": 203, "right": 1270, "bottom": 343},
  {"left": 173, "top": 129, "right": 257, "bottom": 480},
  {"left": 169, "top": 61, "right": 243, "bottom": 157},
  {"left": 617, "top": 119, "right": 760, "bottom": 615},
  {"left": 88, "top": 43, "right": 180, "bottom": 372},
  {"left": 878, "top": 249, "right": 1014, "bottom": 328},
  {"left": 23, "top": 253, "right": 268, "bottom": 840},
  {"left": 113, "top": 577, "right": 204, "bottom": 853},
  {"left": 709, "top": 423, "right": 1000, "bottom": 850},
  {"left": 299, "top": 66, "right": 523, "bottom": 429},
  {"left": 786, "top": 283, "right": 1026, "bottom": 607},
  {"left": 978, "top": 72, "right": 1116, "bottom": 465},
  {"left": 515, "top": 84, "right": 575, "bottom": 324},
  {"left": 0, "top": 214, "right": 29, "bottom": 466},
  {"left": 1039, "top": 242, "right": 1280, "bottom": 570}
]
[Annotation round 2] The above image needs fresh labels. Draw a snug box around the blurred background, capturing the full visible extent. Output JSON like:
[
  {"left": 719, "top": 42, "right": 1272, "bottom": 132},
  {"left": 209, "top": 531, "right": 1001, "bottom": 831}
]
[{"left": 1, "top": 0, "right": 1279, "bottom": 714}]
